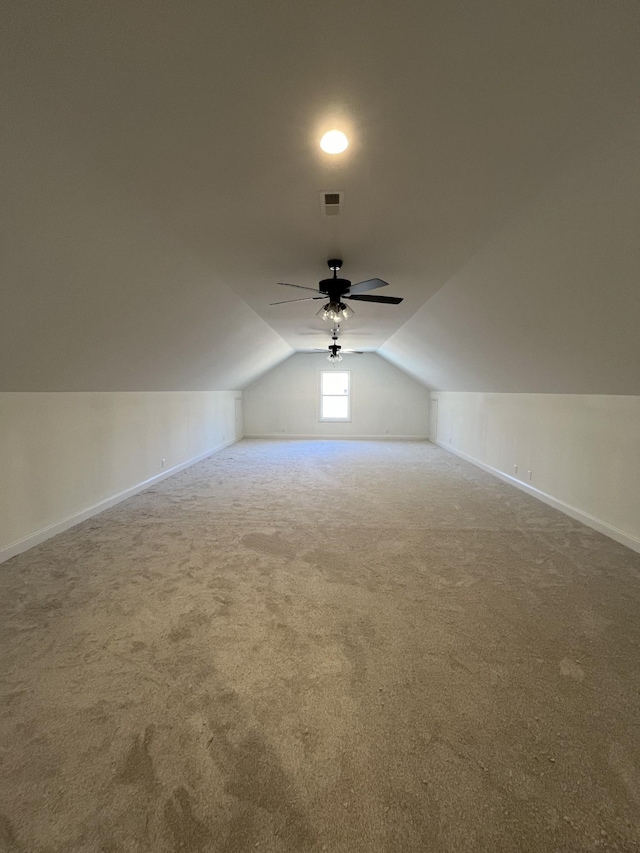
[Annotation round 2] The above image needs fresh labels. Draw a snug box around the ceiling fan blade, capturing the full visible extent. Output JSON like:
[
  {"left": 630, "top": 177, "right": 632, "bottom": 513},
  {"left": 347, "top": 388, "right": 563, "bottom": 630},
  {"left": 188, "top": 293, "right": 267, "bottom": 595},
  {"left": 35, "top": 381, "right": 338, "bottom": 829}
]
[
  {"left": 299, "top": 349, "right": 363, "bottom": 354},
  {"left": 277, "top": 282, "right": 320, "bottom": 292},
  {"left": 269, "top": 296, "right": 325, "bottom": 305},
  {"left": 346, "top": 294, "right": 403, "bottom": 304},
  {"left": 347, "top": 277, "right": 389, "bottom": 295}
]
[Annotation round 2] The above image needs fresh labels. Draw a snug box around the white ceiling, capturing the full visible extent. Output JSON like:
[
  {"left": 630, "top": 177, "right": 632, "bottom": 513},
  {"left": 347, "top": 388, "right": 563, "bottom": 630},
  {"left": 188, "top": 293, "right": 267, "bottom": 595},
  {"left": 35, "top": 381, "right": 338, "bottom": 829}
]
[
  {"left": 381, "top": 129, "right": 640, "bottom": 393},
  {"left": 1, "top": 1, "right": 639, "bottom": 390}
]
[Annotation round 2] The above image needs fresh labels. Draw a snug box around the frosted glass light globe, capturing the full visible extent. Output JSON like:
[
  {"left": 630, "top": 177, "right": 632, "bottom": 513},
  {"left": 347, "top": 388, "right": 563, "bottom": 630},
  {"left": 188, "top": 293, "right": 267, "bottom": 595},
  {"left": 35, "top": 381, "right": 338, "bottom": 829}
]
[{"left": 320, "top": 130, "right": 349, "bottom": 154}]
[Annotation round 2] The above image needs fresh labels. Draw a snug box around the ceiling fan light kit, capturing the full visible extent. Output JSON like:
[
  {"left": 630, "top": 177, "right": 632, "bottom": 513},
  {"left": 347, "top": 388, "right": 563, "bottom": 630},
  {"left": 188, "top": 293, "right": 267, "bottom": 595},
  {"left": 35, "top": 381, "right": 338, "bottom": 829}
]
[
  {"left": 327, "top": 340, "right": 344, "bottom": 364},
  {"left": 317, "top": 301, "right": 354, "bottom": 322}
]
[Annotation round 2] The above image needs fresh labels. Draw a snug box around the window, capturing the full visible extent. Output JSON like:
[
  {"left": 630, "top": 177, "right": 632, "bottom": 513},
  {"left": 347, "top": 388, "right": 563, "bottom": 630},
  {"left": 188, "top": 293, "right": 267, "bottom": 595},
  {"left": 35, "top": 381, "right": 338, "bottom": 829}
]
[{"left": 320, "top": 370, "right": 350, "bottom": 421}]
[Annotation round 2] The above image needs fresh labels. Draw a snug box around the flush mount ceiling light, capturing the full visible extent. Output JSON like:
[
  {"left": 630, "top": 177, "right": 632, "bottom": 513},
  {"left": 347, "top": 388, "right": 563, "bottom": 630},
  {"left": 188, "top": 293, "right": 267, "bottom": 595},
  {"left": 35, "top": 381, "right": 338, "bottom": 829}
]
[
  {"left": 320, "top": 130, "right": 349, "bottom": 154},
  {"left": 316, "top": 301, "right": 354, "bottom": 322}
]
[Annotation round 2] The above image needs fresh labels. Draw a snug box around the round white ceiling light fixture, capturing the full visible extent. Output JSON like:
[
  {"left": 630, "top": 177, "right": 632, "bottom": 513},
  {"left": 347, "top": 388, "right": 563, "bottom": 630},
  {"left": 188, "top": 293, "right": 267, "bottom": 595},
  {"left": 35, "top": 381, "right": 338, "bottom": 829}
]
[{"left": 320, "top": 130, "right": 349, "bottom": 154}]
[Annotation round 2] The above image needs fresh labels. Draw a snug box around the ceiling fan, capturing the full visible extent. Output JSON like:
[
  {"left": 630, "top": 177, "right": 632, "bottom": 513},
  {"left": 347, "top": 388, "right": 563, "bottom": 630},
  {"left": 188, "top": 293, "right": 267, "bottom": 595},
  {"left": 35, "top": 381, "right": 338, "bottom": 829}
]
[
  {"left": 271, "top": 259, "right": 403, "bottom": 321},
  {"left": 303, "top": 327, "right": 363, "bottom": 362}
]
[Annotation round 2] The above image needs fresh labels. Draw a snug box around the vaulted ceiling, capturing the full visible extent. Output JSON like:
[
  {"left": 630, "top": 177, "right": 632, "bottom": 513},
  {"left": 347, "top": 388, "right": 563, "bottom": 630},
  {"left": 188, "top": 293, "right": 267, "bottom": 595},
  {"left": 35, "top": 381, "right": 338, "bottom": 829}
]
[{"left": 1, "top": 1, "right": 638, "bottom": 391}]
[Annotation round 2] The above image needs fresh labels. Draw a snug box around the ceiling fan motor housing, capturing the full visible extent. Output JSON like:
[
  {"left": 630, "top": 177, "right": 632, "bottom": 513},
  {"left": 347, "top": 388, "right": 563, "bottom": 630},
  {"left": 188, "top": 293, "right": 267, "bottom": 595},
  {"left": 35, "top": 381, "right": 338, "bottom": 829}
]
[
  {"left": 272, "top": 260, "right": 402, "bottom": 308},
  {"left": 319, "top": 278, "right": 351, "bottom": 295},
  {"left": 321, "top": 258, "right": 349, "bottom": 297}
]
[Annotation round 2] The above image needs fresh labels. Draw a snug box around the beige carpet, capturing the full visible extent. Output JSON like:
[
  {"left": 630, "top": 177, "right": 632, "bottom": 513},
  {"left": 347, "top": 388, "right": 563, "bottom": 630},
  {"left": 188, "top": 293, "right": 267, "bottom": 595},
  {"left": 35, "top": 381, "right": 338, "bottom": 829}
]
[{"left": 1, "top": 439, "right": 640, "bottom": 853}]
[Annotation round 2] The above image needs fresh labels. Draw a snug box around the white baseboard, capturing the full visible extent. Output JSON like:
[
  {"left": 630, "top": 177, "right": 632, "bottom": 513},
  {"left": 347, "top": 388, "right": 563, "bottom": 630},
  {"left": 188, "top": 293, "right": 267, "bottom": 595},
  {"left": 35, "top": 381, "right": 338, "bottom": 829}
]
[
  {"left": 0, "top": 437, "right": 238, "bottom": 565},
  {"left": 244, "top": 434, "right": 428, "bottom": 441},
  {"left": 432, "top": 439, "right": 640, "bottom": 555}
]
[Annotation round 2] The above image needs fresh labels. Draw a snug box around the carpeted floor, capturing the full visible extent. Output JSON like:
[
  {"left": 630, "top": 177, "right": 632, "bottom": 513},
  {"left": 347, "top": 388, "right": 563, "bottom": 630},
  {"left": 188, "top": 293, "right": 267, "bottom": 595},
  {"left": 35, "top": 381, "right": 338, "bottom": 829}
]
[{"left": 1, "top": 439, "right": 640, "bottom": 853}]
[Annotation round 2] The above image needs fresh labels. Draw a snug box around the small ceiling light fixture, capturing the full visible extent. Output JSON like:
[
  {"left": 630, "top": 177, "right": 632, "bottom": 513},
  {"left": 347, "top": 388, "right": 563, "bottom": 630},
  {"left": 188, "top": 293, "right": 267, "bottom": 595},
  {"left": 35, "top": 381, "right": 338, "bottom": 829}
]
[
  {"left": 317, "top": 301, "right": 354, "bottom": 322},
  {"left": 320, "top": 130, "right": 349, "bottom": 154},
  {"left": 327, "top": 352, "right": 343, "bottom": 364}
]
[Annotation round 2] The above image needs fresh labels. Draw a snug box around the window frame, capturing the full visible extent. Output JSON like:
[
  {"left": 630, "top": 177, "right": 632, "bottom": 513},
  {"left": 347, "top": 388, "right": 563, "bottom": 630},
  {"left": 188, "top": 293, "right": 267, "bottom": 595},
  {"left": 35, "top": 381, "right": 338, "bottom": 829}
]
[{"left": 319, "top": 369, "right": 352, "bottom": 423}]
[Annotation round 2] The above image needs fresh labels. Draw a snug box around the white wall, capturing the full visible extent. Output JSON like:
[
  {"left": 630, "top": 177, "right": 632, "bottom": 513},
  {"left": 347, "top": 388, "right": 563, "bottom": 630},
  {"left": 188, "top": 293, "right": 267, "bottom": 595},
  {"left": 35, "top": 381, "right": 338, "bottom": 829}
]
[
  {"left": 244, "top": 352, "right": 429, "bottom": 439},
  {"left": 0, "top": 391, "right": 241, "bottom": 561},
  {"left": 431, "top": 392, "right": 640, "bottom": 552}
]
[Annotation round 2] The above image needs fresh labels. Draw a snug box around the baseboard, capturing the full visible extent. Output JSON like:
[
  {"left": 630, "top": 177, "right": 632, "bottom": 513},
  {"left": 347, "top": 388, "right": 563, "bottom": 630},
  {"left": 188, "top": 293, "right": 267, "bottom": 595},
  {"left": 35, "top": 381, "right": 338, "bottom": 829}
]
[
  {"left": 0, "top": 437, "right": 238, "bottom": 565},
  {"left": 432, "top": 439, "right": 640, "bottom": 555},
  {"left": 244, "top": 434, "right": 428, "bottom": 441}
]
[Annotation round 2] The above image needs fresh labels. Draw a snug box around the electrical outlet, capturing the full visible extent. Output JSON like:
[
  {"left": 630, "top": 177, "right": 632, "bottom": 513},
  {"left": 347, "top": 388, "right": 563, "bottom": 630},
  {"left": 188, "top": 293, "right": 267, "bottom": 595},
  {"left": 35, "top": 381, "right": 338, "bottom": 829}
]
[
  {"left": 513, "top": 464, "right": 518, "bottom": 475},
  {"left": 527, "top": 469, "right": 533, "bottom": 481},
  {"left": 161, "top": 458, "right": 166, "bottom": 468}
]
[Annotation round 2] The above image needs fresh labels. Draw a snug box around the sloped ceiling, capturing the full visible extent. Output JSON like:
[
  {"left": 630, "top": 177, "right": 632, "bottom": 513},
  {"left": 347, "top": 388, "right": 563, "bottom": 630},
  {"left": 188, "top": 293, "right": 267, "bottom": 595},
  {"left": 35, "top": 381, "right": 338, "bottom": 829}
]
[
  {"left": 380, "top": 127, "right": 640, "bottom": 393},
  {"left": 0, "top": 104, "right": 291, "bottom": 391},
  {"left": 1, "top": 1, "right": 639, "bottom": 391}
]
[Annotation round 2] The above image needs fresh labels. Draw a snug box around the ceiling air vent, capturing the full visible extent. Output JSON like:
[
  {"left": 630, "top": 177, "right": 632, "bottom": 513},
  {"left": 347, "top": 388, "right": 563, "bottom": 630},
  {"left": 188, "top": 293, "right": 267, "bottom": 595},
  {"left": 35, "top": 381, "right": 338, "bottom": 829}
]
[{"left": 320, "top": 191, "right": 343, "bottom": 217}]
